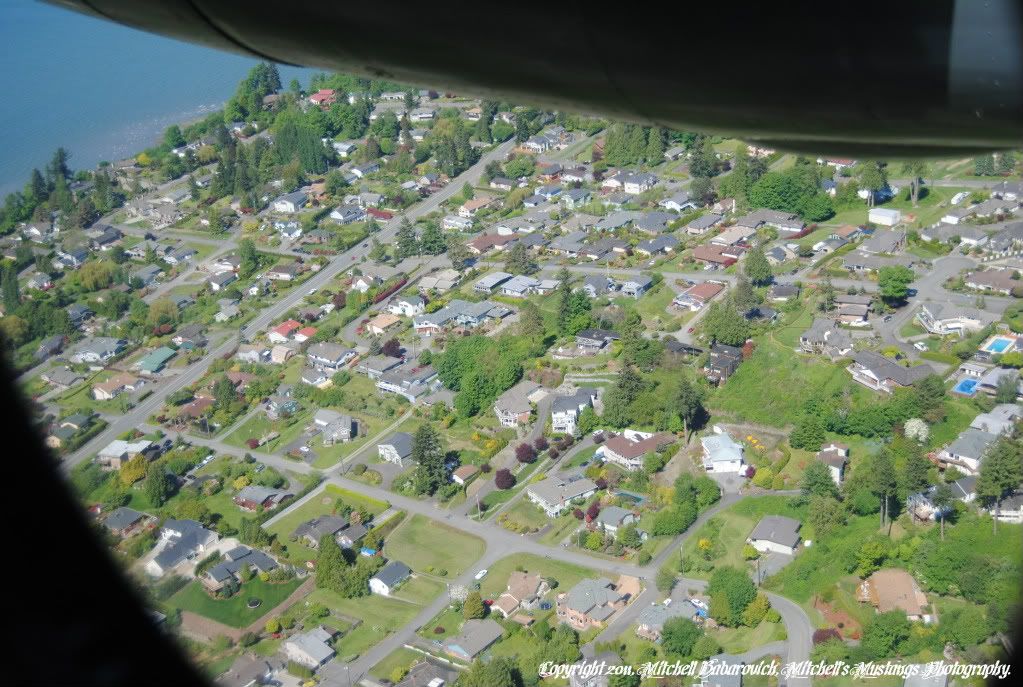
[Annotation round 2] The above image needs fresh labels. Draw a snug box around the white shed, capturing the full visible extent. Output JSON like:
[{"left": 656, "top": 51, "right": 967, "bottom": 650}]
[{"left": 868, "top": 207, "right": 902, "bottom": 226}]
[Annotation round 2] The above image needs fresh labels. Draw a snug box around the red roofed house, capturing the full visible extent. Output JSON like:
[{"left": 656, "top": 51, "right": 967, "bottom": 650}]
[
  {"left": 467, "top": 233, "right": 517, "bottom": 256},
  {"left": 596, "top": 430, "right": 675, "bottom": 471},
  {"left": 294, "top": 326, "right": 317, "bottom": 343},
  {"left": 269, "top": 319, "right": 302, "bottom": 343},
  {"left": 180, "top": 395, "right": 214, "bottom": 420},
  {"left": 309, "top": 89, "right": 337, "bottom": 107},
  {"left": 672, "top": 282, "right": 725, "bottom": 311},
  {"left": 691, "top": 243, "right": 745, "bottom": 266}
]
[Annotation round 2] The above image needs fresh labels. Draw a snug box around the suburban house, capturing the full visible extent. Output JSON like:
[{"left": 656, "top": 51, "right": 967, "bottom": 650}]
[
  {"left": 103, "top": 507, "right": 149, "bottom": 537},
  {"left": 377, "top": 431, "right": 415, "bottom": 467},
  {"left": 306, "top": 342, "right": 357, "bottom": 370},
  {"left": 208, "top": 270, "right": 238, "bottom": 292},
  {"left": 97, "top": 438, "right": 153, "bottom": 469},
  {"left": 799, "top": 319, "right": 853, "bottom": 359},
  {"left": 356, "top": 355, "right": 402, "bottom": 379},
  {"left": 292, "top": 515, "right": 349, "bottom": 548},
  {"left": 492, "top": 571, "right": 550, "bottom": 619},
  {"left": 452, "top": 464, "right": 479, "bottom": 486},
  {"left": 593, "top": 505, "right": 638, "bottom": 536},
  {"left": 711, "top": 225, "right": 757, "bottom": 247},
  {"left": 970, "top": 404, "right": 1022, "bottom": 435},
  {"left": 596, "top": 430, "right": 674, "bottom": 471},
  {"left": 69, "top": 337, "right": 126, "bottom": 364},
  {"left": 376, "top": 363, "right": 439, "bottom": 403},
  {"left": 527, "top": 475, "right": 599, "bottom": 517},
  {"left": 388, "top": 296, "right": 425, "bottom": 317},
  {"left": 673, "top": 282, "right": 725, "bottom": 311},
  {"left": 581, "top": 275, "right": 616, "bottom": 298},
  {"left": 474, "top": 271, "right": 514, "bottom": 293},
  {"left": 443, "top": 619, "right": 505, "bottom": 661},
  {"left": 692, "top": 243, "right": 744, "bottom": 267},
  {"left": 701, "top": 429, "right": 745, "bottom": 473},
  {"left": 636, "top": 601, "right": 699, "bottom": 642},
  {"left": 273, "top": 191, "right": 308, "bottom": 214},
  {"left": 915, "top": 302, "right": 995, "bottom": 337},
  {"left": 268, "top": 319, "right": 302, "bottom": 344},
  {"left": 202, "top": 546, "right": 278, "bottom": 591},
  {"left": 233, "top": 486, "right": 293, "bottom": 511},
  {"left": 747, "top": 515, "right": 802, "bottom": 556},
  {"left": 556, "top": 577, "right": 633, "bottom": 630},
  {"left": 936, "top": 427, "right": 998, "bottom": 475},
  {"left": 550, "top": 388, "right": 597, "bottom": 435},
  {"left": 860, "top": 228, "right": 906, "bottom": 254},
  {"left": 145, "top": 519, "right": 219, "bottom": 577},
  {"left": 847, "top": 351, "right": 935, "bottom": 394},
  {"left": 266, "top": 262, "right": 301, "bottom": 282},
  {"left": 369, "top": 560, "right": 411, "bottom": 596},
  {"left": 494, "top": 380, "right": 545, "bottom": 427},
  {"left": 768, "top": 284, "right": 800, "bottom": 302},
  {"left": 93, "top": 372, "right": 144, "bottom": 401},
  {"left": 284, "top": 627, "right": 338, "bottom": 670},
  {"left": 217, "top": 655, "right": 272, "bottom": 687},
  {"left": 313, "top": 409, "right": 356, "bottom": 445},
  {"left": 977, "top": 366, "right": 1020, "bottom": 397},
  {"left": 859, "top": 569, "right": 934, "bottom": 624},
  {"left": 817, "top": 443, "right": 850, "bottom": 485},
  {"left": 704, "top": 343, "right": 744, "bottom": 384},
  {"left": 686, "top": 213, "right": 723, "bottom": 235},
  {"left": 366, "top": 313, "right": 401, "bottom": 336},
  {"left": 619, "top": 276, "right": 653, "bottom": 298}
]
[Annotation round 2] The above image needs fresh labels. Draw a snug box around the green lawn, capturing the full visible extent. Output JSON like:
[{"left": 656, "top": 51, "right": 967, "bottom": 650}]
[
  {"left": 383, "top": 514, "right": 485, "bottom": 577},
  {"left": 418, "top": 606, "right": 463, "bottom": 639},
  {"left": 167, "top": 577, "right": 302, "bottom": 627},
  {"left": 497, "top": 500, "right": 551, "bottom": 532},
  {"left": 539, "top": 511, "right": 584, "bottom": 545},
  {"left": 709, "top": 619, "right": 787, "bottom": 653},
  {"left": 305, "top": 587, "right": 423, "bottom": 634},
  {"left": 369, "top": 648, "right": 422, "bottom": 681},
  {"left": 391, "top": 575, "right": 445, "bottom": 605}
]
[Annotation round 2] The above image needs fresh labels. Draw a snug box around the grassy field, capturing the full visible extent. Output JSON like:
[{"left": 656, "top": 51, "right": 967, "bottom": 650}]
[
  {"left": 167, "top": 578, "right": 303, "bottom": 627},
  {"left": 713, "top": 338, "right": 855, "bottom": 427},
  {"left": 538, "top": 510, "right": 584, "bottom": 545},
  {"left": 497, "top": 500, "right": 551, "bottom": 532},
  {"left": 391, "top": 575, "right": 445, "bottom": 605},
  {"left": 384, "top": 514, "right": 485, "bottom": 577}
]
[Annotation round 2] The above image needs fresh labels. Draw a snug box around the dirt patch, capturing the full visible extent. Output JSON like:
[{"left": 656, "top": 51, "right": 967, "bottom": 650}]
[{"left": 813, "top": 596, "right": 862, "bottom": 639}]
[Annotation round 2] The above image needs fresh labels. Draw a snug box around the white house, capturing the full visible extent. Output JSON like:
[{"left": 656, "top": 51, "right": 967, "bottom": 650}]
[
  {"left": 700, "top": 428, "right": 745, "bottom": 473},
  {"left": 526, "top": 475, "right": 598, "bottom": 517},
  {"left": 273, "top": 191, "right": 307, "bottom": 214},
  {"left": 387, "top": 296, "right": 425, "bottom": 317},
  {"left": 747, "top": 515, "right": 802, "bottom": 555},
  {"left": 369, "top": 561, "right": 411, "bottom": 596}
]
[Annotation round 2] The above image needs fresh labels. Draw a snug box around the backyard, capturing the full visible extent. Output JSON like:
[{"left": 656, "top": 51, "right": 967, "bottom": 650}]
[{"left": 166, "top": 577, "right": 303, "bottom": 627}]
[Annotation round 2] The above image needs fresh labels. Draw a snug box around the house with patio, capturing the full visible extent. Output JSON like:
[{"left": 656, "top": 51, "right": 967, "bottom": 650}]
[
  {"left": 556, "top": 577, "right": 633, "bottom": 630},
  {"left": 846, "top": 351, "right": 934, "bottom": 394},
  {"left": 494, "top": 379, "right": 545, "bottom": 427},
  {"left": 596, "top": 430, "right": 674, "bottom": 471},
  {"left": 936, "top": 427, "right": 999, "bottom": 475}
]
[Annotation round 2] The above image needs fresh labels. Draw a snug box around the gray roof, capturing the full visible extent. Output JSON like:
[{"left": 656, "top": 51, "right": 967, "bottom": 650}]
[
  {"left": 287, "top": 627, "right": 335, "bottom": 665},
  {"left": 703, "top": 654, "right": 744, "bottom": 687},
  {"left": 495, "top": 380, "right": 541, "bottom": 415},
  {"left": 293, "top": 515, "right": 348, "bottom": 542},
  {"left": 528, "top": 475, "right": 597, "bottom": 506},
  {"left": 565, "top": 577, "right": 623, "bottom": 618},
  {"left": 748, "top": 515, "right": 801, "bottom": 548},
  {"left": 444, "top": 618, "right": 504, "bottom": 658},
  {"left": 947, "top": 428, "right": 998, "bottom": 461},
  {"left": 861, "top": 228, "right": 905, "bottom": 254},
  {"left": 637, "top": 601, "right": 697, "bottom": 631},
  {"left": 236, "top": 485, "right": 289, "bottom": 505},
  {"left": 687, "top": 213, "right": 722, "bottom": 231},
  {"left": 852, "top": 351, "right": 934, "bottom": 387},
  {"left": 379, "top": 431, "right": 414, "bottom": 459},
  {"left": 207, "top": 546, "right": 278, "bottom": 583},
  {"left": 104, "top": 507, "right": 145, "bottom": 532},
  {"left": 595, "top": 505, "right": 633, "bottom": 528},
  {"left": 373, "top": 560, "right": 411, "bottom": 588},
  {"left": 970, "top": 404, "right": 1022, "bottom": 434},
  {"left": 153, "top": 519, "right": 215, "bottom": 569}
]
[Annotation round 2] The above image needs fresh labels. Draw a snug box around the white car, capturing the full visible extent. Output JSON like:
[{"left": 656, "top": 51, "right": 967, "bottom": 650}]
[
  {"left": 914, "top": 341, "right": 928, "bottom": 351},
  {"left": 474, "top": 569, "right": 488, "bottom": 581},
  {"left": 308, "top": 287, "right": 317, "bottom": 295}
]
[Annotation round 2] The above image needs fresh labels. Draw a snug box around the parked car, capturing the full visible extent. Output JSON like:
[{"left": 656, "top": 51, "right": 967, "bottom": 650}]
[
  {"left": 474, "top": 569, "right": 488, "bottom": 580},
  {"left": 914, "top": 341, "right": 928, "bottom": 351}
]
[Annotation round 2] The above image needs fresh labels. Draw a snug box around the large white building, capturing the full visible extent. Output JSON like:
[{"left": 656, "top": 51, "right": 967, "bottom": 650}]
[{"left": 700, "top": 428, "right": 745, "bottom": 473}]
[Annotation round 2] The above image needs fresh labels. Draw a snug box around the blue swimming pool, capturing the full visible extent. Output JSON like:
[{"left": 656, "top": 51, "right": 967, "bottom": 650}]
[
  {"left": 953, "top": 378, "right": 979, "bottom": 396},
  {"left": 984, "top": 337, "right": 1014, "bottom": 353}
]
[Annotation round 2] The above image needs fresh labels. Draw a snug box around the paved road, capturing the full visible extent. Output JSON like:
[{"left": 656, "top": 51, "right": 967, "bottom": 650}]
[{"left": 60, "top": 140, "right": 516, "bottom": 472}]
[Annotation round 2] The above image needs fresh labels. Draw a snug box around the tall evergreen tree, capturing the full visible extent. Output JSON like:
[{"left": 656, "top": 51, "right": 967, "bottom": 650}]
[
  {"left": 871, "top": 450, "right": 899, "bottom": 528},
  {"left": 396, "top": 216, "right": 419, "bottom": 259},
  {"left": 1, "top": 264, "right": 20, "bottom": 312},
  {"left": 977, "top": 436, "right": 1023, "bottom": 533},
  {"left": 646, "top": 126, "right": 665, "bottom": 163},
  {"left": 744, "top": 245, "right": 773, "bottom": 286},
  {"left": 411, "top": 424, "right": 445, "bottom": 495}
]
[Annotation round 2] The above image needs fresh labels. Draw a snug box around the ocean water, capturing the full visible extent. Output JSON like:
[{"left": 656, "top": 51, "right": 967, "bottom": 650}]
[{"left": 0, "top": 0, "right": 312, "bottom": 196}]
